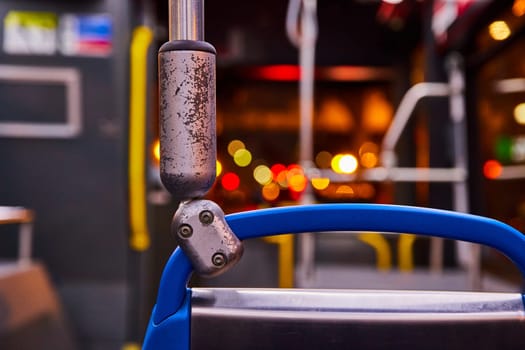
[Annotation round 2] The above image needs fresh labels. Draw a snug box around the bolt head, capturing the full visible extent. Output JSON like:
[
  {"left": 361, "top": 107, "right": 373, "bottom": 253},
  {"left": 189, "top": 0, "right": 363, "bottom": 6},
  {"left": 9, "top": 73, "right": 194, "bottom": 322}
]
[
  {"left": 178, "top": 224, "right": 193, "bottom": 238},
  {"left": 212, "top": 252, "right": 227, "bottom": 267},
  {"left": 199, "top": 210, "right": 214, "bottom": 225}
]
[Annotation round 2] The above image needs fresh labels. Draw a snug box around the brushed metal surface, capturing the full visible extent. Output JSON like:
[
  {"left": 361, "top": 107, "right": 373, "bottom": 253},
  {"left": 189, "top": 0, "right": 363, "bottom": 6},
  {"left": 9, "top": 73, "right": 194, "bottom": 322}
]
[{"left": 191, "top": 288, "right": 525, "bottom": 350}]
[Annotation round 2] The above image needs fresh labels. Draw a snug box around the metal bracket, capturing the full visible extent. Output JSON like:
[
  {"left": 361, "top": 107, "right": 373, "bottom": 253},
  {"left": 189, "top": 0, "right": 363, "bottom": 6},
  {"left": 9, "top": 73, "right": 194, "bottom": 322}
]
[{"left": 172, "top": 200, "right": 244, "bottom": 277}]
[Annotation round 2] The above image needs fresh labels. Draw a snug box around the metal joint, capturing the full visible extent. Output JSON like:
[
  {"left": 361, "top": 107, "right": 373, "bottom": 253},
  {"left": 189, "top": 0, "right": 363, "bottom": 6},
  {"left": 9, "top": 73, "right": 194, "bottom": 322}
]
[{"left": 172, "top": 200, "right": 244, "bottom": 277}]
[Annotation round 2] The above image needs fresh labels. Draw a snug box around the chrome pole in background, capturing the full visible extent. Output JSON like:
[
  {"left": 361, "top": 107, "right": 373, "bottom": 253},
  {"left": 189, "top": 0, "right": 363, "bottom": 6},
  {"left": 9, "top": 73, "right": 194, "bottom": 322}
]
[
  {"left": 160, "top": 0, "right": 217, "bottom": 200},
  {"left": 286, "top": 0, "right": 318, "bottom": 287},
  {"left": 169, "top": 0, "right": 204, "bottom": 41},
  {"left": 447, "top": 54, "right": 481, "bottom": 290}
]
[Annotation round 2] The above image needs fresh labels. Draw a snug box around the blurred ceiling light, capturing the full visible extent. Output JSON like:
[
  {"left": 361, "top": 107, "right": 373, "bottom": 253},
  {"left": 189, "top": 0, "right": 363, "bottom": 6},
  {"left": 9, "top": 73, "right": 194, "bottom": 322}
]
[
  {"left": 513, "top": 0, "right": 525, "bottom": 17},
  {"left": 315, "top": 151, "right": 332, "bottom": 169},
  {"left": 382, "top": 0, "right": 403, "bottom": 4},
  {"left": 311, "top": 178, "right": 330, "bottom": 190},
  {"left": 216, "top": 160, "right": 223, "bottom": 177},
  {"left": 228, "top": 139, "right": 245, "bottom": 156},
  {"left": 233, "top": 148, "right": 252, "bottom": 167},
  {"left": 488, "top": 21, "right": 511, "bottom": 41},
  {"left": 514, "top": 103, "right": 525, "bottom": 125}
]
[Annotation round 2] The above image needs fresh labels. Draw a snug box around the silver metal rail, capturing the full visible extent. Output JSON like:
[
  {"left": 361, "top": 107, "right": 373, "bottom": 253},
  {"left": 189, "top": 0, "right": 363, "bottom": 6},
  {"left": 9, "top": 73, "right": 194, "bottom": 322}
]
[
  {"left": 169, "top": 0, "right": 204, "bottom": 41},
  {"left": 0, "top": 206, "right": 34, "bottom": 266},
  {"left": 287, "top": 0, "right": 318, "bottom": 287}
]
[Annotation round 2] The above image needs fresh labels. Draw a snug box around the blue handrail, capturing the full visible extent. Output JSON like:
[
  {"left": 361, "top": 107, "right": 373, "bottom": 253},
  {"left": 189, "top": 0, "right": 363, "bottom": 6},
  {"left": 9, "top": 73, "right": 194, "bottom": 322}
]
[{"left": 144, "top": 204, "right": 525, "bottom": 349}]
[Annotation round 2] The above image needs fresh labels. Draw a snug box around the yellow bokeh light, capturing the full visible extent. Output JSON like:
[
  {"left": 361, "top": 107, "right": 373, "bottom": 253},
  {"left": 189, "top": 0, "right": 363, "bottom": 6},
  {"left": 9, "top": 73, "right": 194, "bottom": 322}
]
[
  {"left": 153, "top": 139, "right": 160, "bottom": 163},
  {"left": 331, "top": 154, "right": 343, "bottom": 173},
  {"left": 315, "top": 151, "right": 333, "bottom": 169},
  {"left": 253, "top": 165, "right": 273, "bottom": 185},
  {"left": 311, "top": 178, "right": 330, "bottom": 190},
  {"left": 288, "top": 173, "right": 307, "bottom": 192},
  {"left": 514, "top": 103, "right": 525, "bottom": 125},
  {"left": 360, "top": 152, "right": 378, "bottom": 168},
  {"left": 233, "top": 149, "right": 252, "bottom": 167},
  {"left": 359, "top": 142, "right": 379, "bottom": 156},
  {"left": 216, "top": 160, "right": 223, "bottom": 177},
  {"left": 227, "top": 139, "right": 245, "bottom": 156},
  {"left": 489, "top": 21, "right": 511, "bottom": 41},
  {"left": 262, "top": 182, "right": 280, "bottom": 201},
  {"left": 336, "top": 185, "right": 354, "bottom": 196},
  {"left": 339, "top": 154, "right": 358, "bottom": 174}
]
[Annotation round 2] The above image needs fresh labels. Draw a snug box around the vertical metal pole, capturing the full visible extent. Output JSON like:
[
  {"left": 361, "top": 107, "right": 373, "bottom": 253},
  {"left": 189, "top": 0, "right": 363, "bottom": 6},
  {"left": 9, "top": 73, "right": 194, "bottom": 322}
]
[
  {"left": 298, "top": 0, "right": 317, "bottom": 169},
  {"left": 296, "top": 0, "right": 318, "bottom": 287},
  {"left": 447, "top": 53, "right": 481, "bottom": 290},
  {"left": 169, "top": 0, "right": 205, "bottom": 41},
  {"left": 160, "top": 0, "right": 217, "bottom": 200},
  {"left": 18, "top": 222, "right": 32, "bottom": 267}
]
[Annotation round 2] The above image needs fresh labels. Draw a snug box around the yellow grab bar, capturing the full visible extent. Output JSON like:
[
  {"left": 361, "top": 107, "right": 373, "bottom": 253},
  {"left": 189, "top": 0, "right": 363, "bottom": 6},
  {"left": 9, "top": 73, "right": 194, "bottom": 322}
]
[
  {"left": 398, "top": 233, "right": 416, "bottom": 272},
  {"left": 128, "top": 26, "right": 154, "bottom": 251},
  {"left": 263, "top": 234, "right": 294, "bottom": 288},
  {"left": 357, "top": 232, "right": 392, "bottom": 271}
]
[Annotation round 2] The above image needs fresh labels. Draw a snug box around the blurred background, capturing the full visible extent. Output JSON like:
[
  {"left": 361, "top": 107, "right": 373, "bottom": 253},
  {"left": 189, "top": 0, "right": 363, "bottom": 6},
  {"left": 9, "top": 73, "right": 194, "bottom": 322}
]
[{"left": 0, "top": 0, "right": 525, "bottom": 349}]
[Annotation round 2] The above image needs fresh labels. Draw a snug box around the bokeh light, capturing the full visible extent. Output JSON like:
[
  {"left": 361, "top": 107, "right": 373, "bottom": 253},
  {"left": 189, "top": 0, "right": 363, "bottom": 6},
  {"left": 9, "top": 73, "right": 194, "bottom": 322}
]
[
  {"left": 333, "top": 154, "right": 358, "bottom": 174},
  {"left": 216, "top": 160, "right": 223, "bottom": 177},
  {"left": 153, "top": 139, "right": 160, "bottom": 163},
  {"left": 513, "top": 0, "right": 525, "bottom": 17},
  {"left": 262, "top": 182, "right": 280, "bottom": 201},
  {"left": 221, "top": 172, "right": 240, "bottom": 191},
  {"left": 227, "top": 139, "right": 245, "bottom": 156},
  {"left": 272, "top": 164, "right": 288, "bottom": 188},
  {"left": 233, "top": 148, "right": 252, "bottom": 167},
  {"left": 489, "top": 21, "right": 511, "bottom": 41},
  {"left": 359, "top": 142, "right": 379, "bottom": 156},
  {"left": 315, "top": 151, "right": 332, "bottom": 169},
  {"left": 483, "top": 160, "right": 502, "bottom": 179},
  {"left": 360, "top": 152, "right": 378, "bottom": 168},
  {"left": 253, "top": 165, "right": 273, "bottom": 185},
  {"left": 288, "top": 171, "right": 307, "bottom": 193},
  {"left": 336, "top": 185, "right": 355, "bottom": 196},
  {"left": 514, "top": 103, "right": 525, "bottom": 125},
  {"left": 311, "top": 178, "right": 330, "bottom": 190}
]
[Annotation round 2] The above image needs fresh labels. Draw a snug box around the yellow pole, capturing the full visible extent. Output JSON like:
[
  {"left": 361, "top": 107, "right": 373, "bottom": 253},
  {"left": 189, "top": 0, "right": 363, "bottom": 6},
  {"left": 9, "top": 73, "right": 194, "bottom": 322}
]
[
  {"left": 263, "top": 234, "right": 294, "bottom": 288},
  {"left": 357, "top": 232, "right": 392, "bottom": 271},
  {"left": 398, "top": 234, "right": 416, "bottom": 272},
  {"left": 128, "top": 26, "right": 154, "bottom": 251}
]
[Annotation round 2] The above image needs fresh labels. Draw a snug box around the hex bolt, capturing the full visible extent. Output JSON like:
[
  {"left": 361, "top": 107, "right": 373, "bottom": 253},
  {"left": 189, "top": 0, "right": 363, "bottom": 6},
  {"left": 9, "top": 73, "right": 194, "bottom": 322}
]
[
  {"left": 178, "top": 224, "right": 193, "bottom": 239},
  {"left": 199, "top": 210, "right": 214, "bottom": 225},
  {"left": 212, "top": 252, "right": 227, "bottom": 267}
]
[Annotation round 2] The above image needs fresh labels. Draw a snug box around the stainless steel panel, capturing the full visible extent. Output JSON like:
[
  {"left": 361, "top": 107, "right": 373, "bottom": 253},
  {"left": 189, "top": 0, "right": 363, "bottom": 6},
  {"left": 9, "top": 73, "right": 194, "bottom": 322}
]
[{"left": 191, "top": 288, "right": 525, "bottom": 350}]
